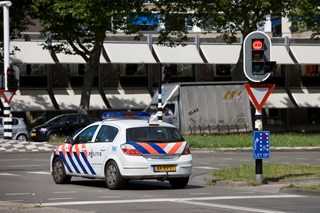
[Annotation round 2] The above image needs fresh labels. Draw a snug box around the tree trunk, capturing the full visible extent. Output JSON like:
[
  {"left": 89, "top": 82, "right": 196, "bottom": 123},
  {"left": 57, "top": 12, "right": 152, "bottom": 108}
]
[
  {"left": 78, "top": 46, "right": 102, "bottom": 114},
  {"left": 231, "top": 45, "right": 246, "bottom": 81}
]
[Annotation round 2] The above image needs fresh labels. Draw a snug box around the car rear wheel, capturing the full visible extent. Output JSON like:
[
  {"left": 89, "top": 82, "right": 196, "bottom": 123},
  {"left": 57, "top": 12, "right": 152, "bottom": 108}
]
[
  {"left": 16, "top": 134, "right": 28, "bottom": 141},
  {"left": 105, "top": 161, "right": 126, "bottom": 190},
  {"left": 168, "top": 177, "right": 189, "bottom": 189},
  {"left": 52, "top": 157, "right": 71, "bottom": 184}
]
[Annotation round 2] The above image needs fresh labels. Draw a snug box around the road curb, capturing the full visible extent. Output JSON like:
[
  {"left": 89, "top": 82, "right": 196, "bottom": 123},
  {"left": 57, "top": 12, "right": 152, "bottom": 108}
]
[
  {"left": 204, "top": 174, "right": 320, "bottom": 196},
  {"left": 191, "top": 146, "right": 320, "bottom": 152}
]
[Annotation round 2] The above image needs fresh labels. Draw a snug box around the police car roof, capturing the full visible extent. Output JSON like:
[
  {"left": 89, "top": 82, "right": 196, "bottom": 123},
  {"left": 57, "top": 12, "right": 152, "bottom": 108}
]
[{"left": 98, "top": 119, "right": 175, "bottom": 129}]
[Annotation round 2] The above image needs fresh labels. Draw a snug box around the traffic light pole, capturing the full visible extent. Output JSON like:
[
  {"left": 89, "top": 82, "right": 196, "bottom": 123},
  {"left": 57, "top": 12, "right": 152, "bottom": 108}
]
[
  {"left": 254, "top": 109, "right": 263, "bottom": 184},
  {"left": 243, "top": 31, "right": 276, "bottom": 185},
  {"left": 1, "top": 1, "right": 12, "bottom": 140}
]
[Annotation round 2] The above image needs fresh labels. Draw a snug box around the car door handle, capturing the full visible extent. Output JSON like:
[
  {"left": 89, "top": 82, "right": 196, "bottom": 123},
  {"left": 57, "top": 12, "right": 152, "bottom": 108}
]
[{"left": 101, "top": 149, "right": 106, "bottom": 151}]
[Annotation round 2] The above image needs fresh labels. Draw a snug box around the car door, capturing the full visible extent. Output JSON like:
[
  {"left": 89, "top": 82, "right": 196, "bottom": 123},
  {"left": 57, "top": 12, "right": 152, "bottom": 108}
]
[
  {"left": 84, "top": 124, "right": 119, "bottom": 176},
  {"left": 11, "top": 118, "right": 19, "bottom": 137},
  {"left": 64, "top": 125, "right": 99, "bottom": 177}
]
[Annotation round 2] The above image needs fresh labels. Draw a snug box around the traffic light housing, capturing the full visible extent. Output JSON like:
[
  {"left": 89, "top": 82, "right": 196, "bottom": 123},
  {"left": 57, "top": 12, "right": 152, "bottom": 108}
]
[
  {"left": 7, "top": 67, "right": 18, "bottom": 90},
  {"left": 243, "top": 31, "right": 277, "bottom": 83}
]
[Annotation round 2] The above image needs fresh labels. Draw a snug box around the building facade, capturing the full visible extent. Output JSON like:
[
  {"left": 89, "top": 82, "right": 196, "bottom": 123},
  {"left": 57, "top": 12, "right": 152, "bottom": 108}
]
[{"left": 1, "top": 15, "right": 320, "bottom": 132}]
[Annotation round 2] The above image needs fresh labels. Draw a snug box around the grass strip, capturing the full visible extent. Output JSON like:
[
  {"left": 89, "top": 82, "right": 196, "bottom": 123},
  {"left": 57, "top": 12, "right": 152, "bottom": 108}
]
[
  {"left": 184, "top": 133, "right": 320, "bottom": 148},
  {"left": 211, "top": 163, "right": 320, "bottom": 184}
]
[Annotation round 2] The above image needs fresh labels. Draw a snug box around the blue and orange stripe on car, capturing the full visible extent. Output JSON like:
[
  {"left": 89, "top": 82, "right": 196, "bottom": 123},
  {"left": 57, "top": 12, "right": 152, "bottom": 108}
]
[
  {"left": 54, "top": 144, "right": 96, "bottom": 175},
  {"left": 127, "top": 141, "right": 186, "bottom": 155}
]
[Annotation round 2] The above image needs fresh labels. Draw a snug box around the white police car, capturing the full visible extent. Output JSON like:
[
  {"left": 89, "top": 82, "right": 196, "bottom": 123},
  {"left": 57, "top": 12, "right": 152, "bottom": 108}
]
[{"left": 50, "top": 112, "right": 192, "bottom": 190}]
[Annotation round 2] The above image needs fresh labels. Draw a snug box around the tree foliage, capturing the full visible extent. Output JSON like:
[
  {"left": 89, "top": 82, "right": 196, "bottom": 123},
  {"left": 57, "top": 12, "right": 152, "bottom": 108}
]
[
  {"left": 174, "top": 0, "right": 293, "bottom": 80},
  {"left": 31, "top": 0, "right": 148, "bottom": 113},
  {"left": 287, "top": 0, "right": 320, "bottom": 39}
]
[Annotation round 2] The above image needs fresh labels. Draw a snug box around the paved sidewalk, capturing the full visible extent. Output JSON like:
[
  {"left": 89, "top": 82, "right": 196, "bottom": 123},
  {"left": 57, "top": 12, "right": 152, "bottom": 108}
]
[{"left": 0, "top": 139, "right": 55, "bottom": 153}]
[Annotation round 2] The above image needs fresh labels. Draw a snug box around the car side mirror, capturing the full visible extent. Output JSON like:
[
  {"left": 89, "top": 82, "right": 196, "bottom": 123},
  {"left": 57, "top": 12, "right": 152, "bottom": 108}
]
[{"left": 65, "top": 137, "right": 75, "bottom": 144}]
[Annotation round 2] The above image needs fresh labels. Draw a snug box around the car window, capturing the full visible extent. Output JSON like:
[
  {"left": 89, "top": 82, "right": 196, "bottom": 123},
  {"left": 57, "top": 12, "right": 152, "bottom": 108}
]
[
  {"left": 66, "top": 115, "right": 78, "bottom": 125},
  {"left": 127, "top": 127, "right": 184, "bottom": 142},
  {"left": 0, "top": 118, "right": 2, "bottom": 127},
  {"left": 75, "top": 125, "right": 98, "bottom": 143},
  {"left": 46, "top": 116, "right": 65, "bottom": 125},
  {"left": 12, "top": 118, "right": 18, "bottom": 126},
  {"left": 95, "top": 125, "right": 118, "bottom": 143},
  {"left": 80, "top": 115, "right": 96, "bottom": 124}
]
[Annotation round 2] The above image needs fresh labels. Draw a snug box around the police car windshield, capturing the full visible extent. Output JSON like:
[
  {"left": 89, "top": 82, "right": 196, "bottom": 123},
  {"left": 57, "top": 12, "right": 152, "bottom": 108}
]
[{"left": 127, "top": 127, "right": 184, "bottom": 142}]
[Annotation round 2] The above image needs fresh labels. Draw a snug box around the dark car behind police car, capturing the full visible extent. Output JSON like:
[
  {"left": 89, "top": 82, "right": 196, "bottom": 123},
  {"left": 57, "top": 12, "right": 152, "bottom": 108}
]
[{"left": 30, "top": 113, "right": 99, "bottom": 141}]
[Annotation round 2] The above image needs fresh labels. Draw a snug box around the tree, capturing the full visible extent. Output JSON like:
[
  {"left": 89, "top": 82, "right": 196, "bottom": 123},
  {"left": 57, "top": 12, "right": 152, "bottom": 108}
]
[
  {"left": 152, "top": 0, "right": 294, "bottom": 80},
  {"left": 31, "top": 0, "right": 149, "bottom": 114},
  {"left": 287, "top": 0, "right": 320, "bottom": 39}
]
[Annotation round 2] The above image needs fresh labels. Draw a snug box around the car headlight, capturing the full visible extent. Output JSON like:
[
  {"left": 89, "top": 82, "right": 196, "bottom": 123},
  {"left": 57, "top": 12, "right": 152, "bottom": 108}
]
[{"left": 40, "top": 128, "right": 47, "bottom": 132}]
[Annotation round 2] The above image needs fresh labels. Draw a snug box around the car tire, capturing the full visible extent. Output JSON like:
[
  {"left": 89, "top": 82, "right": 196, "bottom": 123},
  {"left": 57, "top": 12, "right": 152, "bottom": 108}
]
[
  {"left": 168, "top": 177, "right": 189, "bottom": 189},
  {"left": 52, "top": 157, "right": 71, "bottom": 184},
  {"left": 16, "top": 134, "right": 28, "bottom": 141},
  {"left": 105, "top": 161, "right": 126, "bottom": 190}
]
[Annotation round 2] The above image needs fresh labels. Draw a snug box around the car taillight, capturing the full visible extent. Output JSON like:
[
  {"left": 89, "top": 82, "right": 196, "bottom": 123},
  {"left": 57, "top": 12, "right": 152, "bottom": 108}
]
[
  {"left": 121, "top": 144, "right": 141, "bottom": 156},
  {"left": 182, "top": 144, "right": 191, "bottom": 155}
]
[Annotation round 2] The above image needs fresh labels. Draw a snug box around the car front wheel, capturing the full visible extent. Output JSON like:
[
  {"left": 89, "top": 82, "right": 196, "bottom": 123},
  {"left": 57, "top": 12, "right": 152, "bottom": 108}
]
[
  {"left": 168, "top": 177, "right": 189, "bottom": 189},
  {"left": 52, "top": 157, "right": 71, "bottom": 184},
  {"left": 16, "top": 134, "right": 28, "bottom": 141},
  {"left": 105, "top": 161, "right": 126, "bottom": 190}
]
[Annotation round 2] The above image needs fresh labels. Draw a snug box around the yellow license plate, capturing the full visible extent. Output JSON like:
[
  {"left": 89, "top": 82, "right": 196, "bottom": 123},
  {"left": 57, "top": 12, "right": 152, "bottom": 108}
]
[
  {"left": 31, "top": 133, "right": 36, "bottom": 137},
  {"left": 154, "top": 165, "right": 176, "bottom": 172}
]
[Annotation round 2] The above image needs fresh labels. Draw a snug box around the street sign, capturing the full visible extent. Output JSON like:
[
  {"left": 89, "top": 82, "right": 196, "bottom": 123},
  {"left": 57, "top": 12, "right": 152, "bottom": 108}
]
[
  {"left": 244, "top": 84, "right": 275, "bottom": 112},
  {"left": 1, "top": 90, "right": 15, "bottom": 104},
  {"left": 253, "top": 130, "right": 270, "bottom": 159}
]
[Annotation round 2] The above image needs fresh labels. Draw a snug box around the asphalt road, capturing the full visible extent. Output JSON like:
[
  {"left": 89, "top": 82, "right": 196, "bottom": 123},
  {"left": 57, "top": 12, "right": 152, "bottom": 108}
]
[{"left": 0, "top": 150, "right": 319, "bottom": 213}]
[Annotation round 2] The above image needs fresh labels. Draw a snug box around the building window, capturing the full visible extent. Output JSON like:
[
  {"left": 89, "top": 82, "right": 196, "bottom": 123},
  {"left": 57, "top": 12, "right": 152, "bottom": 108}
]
[
  {"left": 118, "top": 64, "right": 148, "bottom": 87},
  {"left": 199, "top": 16, "right": 217, "bottom": 32},
  {"left": 130, "top": 14, "right": 159, "bottom": 32},
  {"left": 119, "top": 64, "right": 147, "bottom": 76},
  {"left": 271, "top": 16, "right": 282, "bottom": 37},
  {"left": 68, "top": 64, "right": 85, "bottom": 76},
  {"left": 160, "top": 64, "right": 194, "bottom": 83},
  {"left": 216, "top": 64, "right": 231, "bottom": 76},
  {"left": 16, "top": 64, "right": 47, "bottom": 76},
  {"left": 164, "top": 14, "right": 188, "bottom": 31},
  {"left": 169, "top": 64, "right": 193, "bottom": 76},
  {"left": 303, "top": 65, "right": 320, "bottom": 77},
  {"left": 265, "top": 108, "right": 285, "bottom": 125}
]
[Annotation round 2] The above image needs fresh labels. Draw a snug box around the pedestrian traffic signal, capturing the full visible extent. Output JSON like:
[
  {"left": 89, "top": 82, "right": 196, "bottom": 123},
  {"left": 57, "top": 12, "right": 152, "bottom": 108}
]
[
  {"left": 7, "top": 67, "right": 18, "bottom": 90},
  {"left": 243, "top": 31, "right": 277, "bottom": 83}
]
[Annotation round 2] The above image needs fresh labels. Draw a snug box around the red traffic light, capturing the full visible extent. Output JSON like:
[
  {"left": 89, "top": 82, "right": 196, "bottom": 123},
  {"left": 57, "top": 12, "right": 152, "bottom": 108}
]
[
  {"left": 252, "top": 39, "right": 263, "bottom": 50},
  {"left": 7, "top": 68, "right": 14, "bottom": 75}
]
